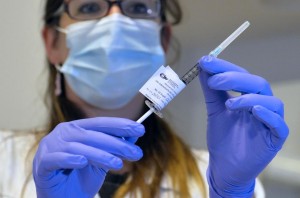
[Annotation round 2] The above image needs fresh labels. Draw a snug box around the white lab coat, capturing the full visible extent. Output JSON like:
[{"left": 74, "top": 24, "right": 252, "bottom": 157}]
[{"left": 0, "top": 130, "right": 265, "bottom": 198}]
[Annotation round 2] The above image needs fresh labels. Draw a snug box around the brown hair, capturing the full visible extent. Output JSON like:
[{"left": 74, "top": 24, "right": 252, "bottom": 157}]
[{"left": 23, "top": 0, "right": 206, "bottom": 197}]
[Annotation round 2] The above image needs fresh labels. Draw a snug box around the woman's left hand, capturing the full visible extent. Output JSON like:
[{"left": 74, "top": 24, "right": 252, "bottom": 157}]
[{"left": 198, "top": 55, "right": 289, "bottom": 197}]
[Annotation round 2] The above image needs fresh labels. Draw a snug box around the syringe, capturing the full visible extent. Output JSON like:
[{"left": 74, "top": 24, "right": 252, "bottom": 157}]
[{"left": 137, "top": 21, "right": 250, "bottom": 124}]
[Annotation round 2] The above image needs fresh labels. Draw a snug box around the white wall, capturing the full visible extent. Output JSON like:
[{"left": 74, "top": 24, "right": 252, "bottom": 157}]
[
  {"left": 0, "top": 0, "right": 299, "bottom": 196},
  {"left": 0, "top": 0, "right": 47, "bottom": 130}
]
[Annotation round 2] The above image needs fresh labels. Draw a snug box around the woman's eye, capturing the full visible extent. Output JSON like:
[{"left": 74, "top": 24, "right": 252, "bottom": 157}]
[
  {"left": 78, "top": 3, "right": 101, "bottom": 14},
  {"left": 127, "top": 3, "right": 149, "bottom": 14}
]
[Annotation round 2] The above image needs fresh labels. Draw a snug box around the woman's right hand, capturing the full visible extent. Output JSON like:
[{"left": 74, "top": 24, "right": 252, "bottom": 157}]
[{"left": 33, "top": 117, "right": 145, "bottom": 198}]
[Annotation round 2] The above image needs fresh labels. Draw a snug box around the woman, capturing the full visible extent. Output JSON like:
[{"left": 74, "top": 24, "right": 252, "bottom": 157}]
[{"left": 0, "top": 0, "right": 288, "bottom": 197}]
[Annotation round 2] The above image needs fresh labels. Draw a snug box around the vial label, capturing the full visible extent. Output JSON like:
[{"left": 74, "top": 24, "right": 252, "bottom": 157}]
[{"left": 139, "top": 65, "right": 186, "bottom": 111}]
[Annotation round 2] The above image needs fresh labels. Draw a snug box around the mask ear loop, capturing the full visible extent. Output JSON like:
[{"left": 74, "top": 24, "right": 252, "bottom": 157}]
[{"left": 54, "top": 64, "right": 65, "bottom": 97}]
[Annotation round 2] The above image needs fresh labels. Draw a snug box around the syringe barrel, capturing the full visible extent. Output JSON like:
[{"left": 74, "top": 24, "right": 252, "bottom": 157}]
[{"left": 181, "top": 63, "right": 200, "bottom": 85}]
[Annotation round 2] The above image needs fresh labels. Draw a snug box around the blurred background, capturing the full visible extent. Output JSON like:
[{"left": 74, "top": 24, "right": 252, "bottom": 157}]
[{"left": 0, "top": 0, "right": 299, "bottom": 197}]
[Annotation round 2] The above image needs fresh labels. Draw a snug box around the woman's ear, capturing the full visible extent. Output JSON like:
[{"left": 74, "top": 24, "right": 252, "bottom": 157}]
[
  {"left": 161, "top": 23, "right": 172, "bottom": 52},
  {"left": 42, "top": 26, "right": 64, "bottom": 65}
]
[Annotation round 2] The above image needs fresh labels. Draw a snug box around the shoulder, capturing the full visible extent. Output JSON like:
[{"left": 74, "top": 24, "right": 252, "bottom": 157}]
[
  {"left": 190, "top": 149, "right": 210, "bottom": 197},
  {"left": 0, "top": 129, "right": 38, "bottom": 165},
  {"left": 0, "top": 129, "right": 37, "bottom": 140},
  {"left": 0, "top": 129, "right": 41, "bottom": 166},
  {"left": 0, "top": 129, "right": 38, "bottom": 157},
  {"left": 0, "top": 129, "right": 40, "bottom": 197},
  {"left": 190, "top": 148, "right": 209, "bottom": 183},
  {"left": 191, "top": 148, "right": 209, "bottom": 167}
]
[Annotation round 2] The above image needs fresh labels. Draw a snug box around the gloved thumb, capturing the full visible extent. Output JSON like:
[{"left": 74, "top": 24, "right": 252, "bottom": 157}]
[{"left": 198, "top": 56, "right": 229, "bottom": 115}]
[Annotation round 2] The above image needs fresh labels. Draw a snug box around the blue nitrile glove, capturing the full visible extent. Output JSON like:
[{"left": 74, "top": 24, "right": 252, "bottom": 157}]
[
  {"left": 33, "top": 117, "right": 144, "bottom": 198},
  {"left": 198, "top": 56, "right": 289, "bottom": 197}
]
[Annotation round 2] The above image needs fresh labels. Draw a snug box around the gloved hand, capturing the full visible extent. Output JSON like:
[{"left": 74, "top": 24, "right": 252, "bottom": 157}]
[
  {"left": 33, "top": 117, "right": 144, "bottom": 198},
  {"left": 198, "top": 56, "right": 289, "bottom": 197}
]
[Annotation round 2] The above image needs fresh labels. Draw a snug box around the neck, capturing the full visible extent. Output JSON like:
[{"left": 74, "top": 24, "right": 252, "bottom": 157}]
[
  {"left": 84, "top": 94, "right": 146, "bottom": 120},
  {"left": 65, "top": 82, "right": 145, "bottom": 120}
]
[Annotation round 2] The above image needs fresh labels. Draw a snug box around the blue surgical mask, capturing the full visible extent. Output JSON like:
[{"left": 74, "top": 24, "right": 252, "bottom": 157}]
[{"left": 56, "top": 13, "right": 165, "bottom": 109}]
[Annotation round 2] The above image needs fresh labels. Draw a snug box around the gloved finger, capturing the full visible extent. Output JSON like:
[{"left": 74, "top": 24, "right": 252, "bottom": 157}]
[
  {"left": 61, "top": 125, "right": 143, "bottom": 158},
  {"left": 199, "top": 55, "right": 249, "bottom": 74},
  {"left": 225, "top": 94, "right": 284, "bottom": 117},
  {"left": 252, "top": 105, "right": 289, "bottom": 150},
  {"left": 125, "top": 137, "right": 139, "bottom": 144},
  {"left": 198, "top": 69, "right": 229, "bottom": 115},
  {"left": 207, "top": 72, "right": 273, "bottom": 96},
  {"left": 68, "top": 117, "right": 145, "bottom": 138},
  {"left": 36, "top": 152, "right": 88, "bottom": 177},
  {"left": 64, "top": 141, "right": 142, "bottom": 166}
]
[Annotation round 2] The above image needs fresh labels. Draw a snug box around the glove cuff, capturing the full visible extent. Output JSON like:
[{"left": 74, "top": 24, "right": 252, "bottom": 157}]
[{"left": 207, "top": 168, "right": 255, "bottom": 198}]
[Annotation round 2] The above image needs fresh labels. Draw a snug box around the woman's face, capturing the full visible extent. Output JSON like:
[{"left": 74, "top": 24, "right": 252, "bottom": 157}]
[{"left": 43, "top": 0, "right": 170, "bottom": 118}]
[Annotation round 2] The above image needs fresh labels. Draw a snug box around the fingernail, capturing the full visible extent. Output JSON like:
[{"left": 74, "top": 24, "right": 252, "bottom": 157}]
[
  {"left": 225, "top": 99, "right": 234, "bottom": 108},
  {"left": 133, "top": 147, "right": 143, "bottom": 159},
  {"left": 78, "top": 157, "right": 88, "bottom": 165},
  {"left": 133, "top": 124, "right": 145, "bottom": 135},
  {"left": 112, "top": 158, "right": 123, "bottom": 169},
  {"left": 253, "top": 105, "right": 262, "bottom": 111},
  {"left": 201, "top": 55, "right": 213, "bottom": 63}
]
